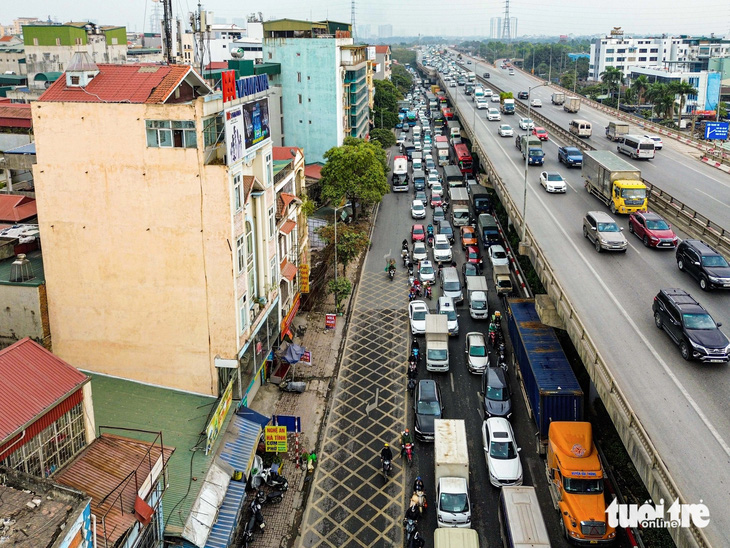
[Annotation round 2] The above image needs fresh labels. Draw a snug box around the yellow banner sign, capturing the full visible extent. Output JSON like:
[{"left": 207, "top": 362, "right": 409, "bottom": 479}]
[
  {"left": 299, "top": 264, "right": 310, "bottom": 293},
  {"left": 264, "top": 425, "right": 288, "bottom": 452}
]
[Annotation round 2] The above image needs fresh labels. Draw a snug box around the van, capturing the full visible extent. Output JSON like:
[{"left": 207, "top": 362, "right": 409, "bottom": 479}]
[
  {"left": 569, "top": 119, "right": 592, "bottom": 138},
  {"left": 413, "top": 125, "right": 422, "bottom": 140},
  {"left": 499, "top": 487, "right": 550, "bottom": 548},
  {"left": 439, "top": 267, "right": 463, "bottom": 304},
  {"left": 617, "top": 134, "right": 655, "bottom": 159}
]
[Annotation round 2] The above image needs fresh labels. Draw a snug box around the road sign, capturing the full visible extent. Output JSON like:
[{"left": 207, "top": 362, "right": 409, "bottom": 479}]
[{"left": 704, "top": 122, "right": 729, "bottom": 140}]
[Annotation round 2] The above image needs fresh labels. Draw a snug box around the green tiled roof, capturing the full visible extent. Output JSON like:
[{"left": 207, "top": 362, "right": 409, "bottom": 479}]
[
  {"left": 0, "top": 250, "right": 44, "bottom": 287},
  {"left": 89, "top": 373, "right": 232, "bottom": 535},
  {"left": 272, "top": 159, "right": 291, "bottom": 177}
]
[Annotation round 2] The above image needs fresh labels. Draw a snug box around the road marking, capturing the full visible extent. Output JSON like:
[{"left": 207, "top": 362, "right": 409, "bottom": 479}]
[
  {"left": 695, "top": 188, "right": 727, "bottom": 205},
  {"left": 450, "top": 372, "right": 455, "bottom": 392},
  {"left": 365, "top": 387, "right": 380, "bottom": 416},
  {"left": 627, "top": 240, "right": 641, "bottom": 255}
]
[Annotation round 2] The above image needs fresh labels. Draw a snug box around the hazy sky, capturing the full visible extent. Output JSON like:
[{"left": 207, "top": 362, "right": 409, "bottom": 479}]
[{"left": 4, "top": 0, "right": 730, "bottom": 38}]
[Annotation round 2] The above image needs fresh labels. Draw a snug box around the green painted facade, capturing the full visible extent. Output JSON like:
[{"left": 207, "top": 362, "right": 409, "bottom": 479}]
[{"left": 23, "top": 24, "right": 126, "bottom": 47}]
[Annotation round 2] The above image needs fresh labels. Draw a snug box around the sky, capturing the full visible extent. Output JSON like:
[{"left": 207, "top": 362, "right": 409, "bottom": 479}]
[{"left": 4, "top": 0, "right": 730, "bottom": 39}]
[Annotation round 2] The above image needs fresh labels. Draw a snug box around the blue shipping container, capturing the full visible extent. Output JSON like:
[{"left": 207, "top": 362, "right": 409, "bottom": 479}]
[{"left": 506, "top": 299, "right": 584, "bottom": 444}]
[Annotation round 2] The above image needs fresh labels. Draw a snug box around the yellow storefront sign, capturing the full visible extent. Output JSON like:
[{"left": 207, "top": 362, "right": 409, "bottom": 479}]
[
  {"left": 265, "top": 425, "right": 288, "bottom": 452},
  {"left": 299, "top": 264, "right": 310, "bottom": 293}
]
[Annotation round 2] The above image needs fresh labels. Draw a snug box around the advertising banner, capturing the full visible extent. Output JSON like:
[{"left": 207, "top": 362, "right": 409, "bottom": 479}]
[
  {"left": 325, "top": 314, "right": 337, "bottom": 329},
  {"left": 299, "top": 264, "right": 310, "bottom": 293},
  {"left": 205, "top": 378, "right": 235, "bottom": 454},
  {"left": 265, "top": 425, "right": 288, "bottom": 452},
  {"left": 242, "top": 97, "right": 271, "bottom": 152},
  {"left": 224, "top": 105, "right": 245, "bottom": 165}
]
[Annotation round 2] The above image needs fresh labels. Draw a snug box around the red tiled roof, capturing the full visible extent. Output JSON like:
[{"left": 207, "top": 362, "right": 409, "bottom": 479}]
[
  {"left": 375, "top": 45, "right": 390, "bottom": 54},
  {"left": 304, "top": 164, "right": 322, "bottom": 180},
  {"left": 0, "top": 36, "right": 15, "bottom": 42},
  {"left": 280, "top": 219, "right": 296, "bottom": 235},
  {"left": 277, "top": 192, "right": 298, "bottom": 216},
  {"left": 0, "top": 338, "right": 89, "bottom": 442},
  {"left": 242, "top": 175, "right": 256, "bottom": 204},
  {"left": 280, "top": 259, "right": 297, "bottom": 282},
  {"left": 0, "top": 104, "right": 32, "bottom": 120},
  {"left": 272, "top": 147, "right": 301, "bottom": 161},
  {"left": 55, "top": 434, "right": 174, "bottom": 547},
  {"left": 39, "top": 64, "right": 193, "bottom": 104},
  {"left": 205, "top": 61, "right": 228, "bottom": 70},
  {"left": 0, "top": 195, "right": 37, "bottom": 222}
]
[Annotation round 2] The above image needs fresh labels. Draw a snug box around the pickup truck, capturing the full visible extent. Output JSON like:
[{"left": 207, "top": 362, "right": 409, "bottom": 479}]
[{"left": 558, "top": 146, "right": 583, "bottom": 168}]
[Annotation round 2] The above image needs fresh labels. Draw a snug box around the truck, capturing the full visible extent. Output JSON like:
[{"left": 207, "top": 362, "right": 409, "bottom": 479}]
[
  {"left": 434, "top": 419, "right": 471, "bottom": 528},
  {"left": 563, "top": 96, "right": 581, "bottom": 113},
  {"left": 605, "top": 120, "right": 629, "bottom": 141},
  {"left": 411, "top": 151, "right": 423, "bottom": 172},
  {"left": 500, "top": 97, "right": 515, "bottom": 115},
  {"left": 467, "top": 71, "right": 476, "bottom": 82},
  {"left": 477, "top": 213, "right": 501, "bottom": 248},
  {"left": 447, "top": 120, "right": 461, "bottom": 140},
  {"left": 492, "top": 265, "right": 512, "bottom": 296},
  {"left": 473, "top": 86, "right": 485, "bottom": 101},
  {"left": 547, "top": 422, "right": 616, "bottom": 544},
  {"left": 425, "top": 314, "right": 449, "bottom": 372},
  {"left": 449, "top": 187, "right": 470, "bottom": 226},
  {"left": 499, "top": 487, "right": 550, "bottom": 548},
  {"left": 435, "top": 136, "right": 450, "bottom": 166},
  {"left": 582, "top": 150, "right": 648, "bottom": 214},
  {"left": 505, "top": 299, "right": 583, "bottom": 453},
  {"left": 430, "top": 84, "right": 441, "bottom": 95},
  {"left": 551, "top": 91, "right": 565, "bottom": 105},
  {"left": 466, "top": 277, "right": 489, "bottom": 319},
  {"left": 516, "top": 135, "right": 545, "bottom": 166},
  {"left": 470, "top": 187, "right": 491, "bottom": 216},
  {"left": 434, "top": 529, "right": 479, "bottom": 548}
]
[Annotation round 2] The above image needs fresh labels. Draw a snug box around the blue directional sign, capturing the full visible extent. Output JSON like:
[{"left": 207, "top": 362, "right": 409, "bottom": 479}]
[{"left": 704, "top": 122, "right": 729, "bottom": 140}]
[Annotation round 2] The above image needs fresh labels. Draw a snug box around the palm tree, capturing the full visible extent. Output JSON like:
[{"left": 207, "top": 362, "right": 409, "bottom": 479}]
[
  {"left": 632, "top": 75, "right": 650, "bottom": 105},
  {"left": 645, "top": 82, "right": 668, "bottom": 119},
  {"left": 600, "top": 67, "right": 624, "bottom": 99},
  {"left": 669, "top": 80, "right": 699, "bottom": 128}
]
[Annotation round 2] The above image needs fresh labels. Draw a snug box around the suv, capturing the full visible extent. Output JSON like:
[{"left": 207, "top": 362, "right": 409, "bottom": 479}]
[
  {"left": 676, "top": 240, "right": 730, "bottom": 291},
  {"left": 413, "top": 379, "right": 443, "bottom": 442},
  {"left": 583, "top": 211, "right": 627, "bottom": 253},
  {"left": 481, "top": 367, "right": 512, "bottom": 418},
  {"left": 517, "top": 91, "right": 529, "bottom": 99},
  {"left": 433, "top": 234, "right": 452, "bottom": 264},
  {"left": 652, "top": 288, "right": 730, "bottom": 363}
]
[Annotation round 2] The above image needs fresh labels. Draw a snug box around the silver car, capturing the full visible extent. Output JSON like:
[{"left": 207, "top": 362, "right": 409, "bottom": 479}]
[{"left": 583, "top": 211, "right": 628, "bottom": 253}]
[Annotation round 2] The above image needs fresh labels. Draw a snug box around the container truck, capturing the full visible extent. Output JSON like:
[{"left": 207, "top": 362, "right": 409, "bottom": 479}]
[
  {"left": 449, "top": 187, "right": 471, "bottom": 226},
  {"left": 434, "top": 419, "right": 471, "bottom": 528},
  {"left": 435, "top": 136, "right": 450, "bottom": 166},
  {"left": 605, "top": 120, "right": 629, "bottom": 141},
  {"left": 582, "top": 150, "right": 648, "bottom": 214},
  {"left": 563, "top": 96, "right": 581, "bottom": 113},
  {"left": 492, "top": 265, "right": 512, "bottom": 296},
  {"left": 477, "top": 214, "right": 501, "bottom": 248},
  {"left": 425, "top": 314, "right": 449, "bottom": 372},
  {"left": 466, "top": 276, "right": 489, "bottom": 319},
  {"left": 547, "top": 422, "right": 616, "bottom": 545},
  {"left": 501, "top": 97, "right": 516, "bottom": 115},
  {"left": 505, "top": 299, "right": 584, "bottom": 454},
  {"left": 447, "top": 120, "right": 461, "bottom": 140},
  {"left": 434, "top": 529, "right": 479, "bottom": 548},
  {"left": 551, "top": 91, "right": 565, "bottom": 105},
  {"left": 516, "top": 135, "right": 545, "bottom": 166},
  {"left": 470, "top": 187, "right": 491, "bottom": 216}
]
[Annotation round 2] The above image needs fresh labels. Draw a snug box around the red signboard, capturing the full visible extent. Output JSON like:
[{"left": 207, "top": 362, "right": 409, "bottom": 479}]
[
  {"left": 221, "top": 70, "right": 236, "bottom": 103},
  {"left": 325, "top": 314, "right": 337, "bottom": 329}
]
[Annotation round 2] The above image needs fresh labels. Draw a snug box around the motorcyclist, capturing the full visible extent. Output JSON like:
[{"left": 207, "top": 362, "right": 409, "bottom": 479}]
[
  {"left": 381, "top": 443, "right": 393, "bottom": 463},
  {"left": 491, "top": 310, "right": 502, "bottom": 326},
  {"left": 411, "top": 338, "right": 420, "bottom": 355},
  {"left": 401, "top": 429, "right": 414, "bottom": 457},
  {"left": 402, "top": 239, "right": 409, "bottom": 251},
  {"left": 411, "top": 531, "right": 425, "bottom": 548},
  {"left": 413, "top": 476, "right": 425, "bottom": 493},
  {"left": 404, "top": 502, "right": 420, "bottom": 522}
]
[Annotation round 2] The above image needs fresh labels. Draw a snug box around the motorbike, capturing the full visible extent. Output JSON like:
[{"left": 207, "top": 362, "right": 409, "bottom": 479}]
[
  {"left": 411, "top": 340, "right": 420, "bottom": 363},
  {"left": 241, "top": 502, "right": 266, "bottom": 548},
  {"left": 412, "top": 490, "right": 427, "bottom": 514},
  {"left": 259, "top": 466, "right": 289, "bottom": 491},
  {"left": 389, "top": 266, "right": 396, "bottom": 281},
  {"left": 408, "top": 290, "right": 417, "bottom": 302},
  {"left": 256, "top": 489, "right": 284, "bottom": 505},
  {"left": 498, "top": 343, "right": 508, "bottom": 371},
  {"left": 402, "top": 252, "right": 410, "bottom": 267},
  {"left": 279, "top": 378, "right": 306, "bottom": 393},
  {"left": 427, "top": 234, "right": 434, "bottom": 248},
  {"left": 425, "top": 286, "right": 432, "bottom": 300},
  {"left": 382, "top": 457, "right": 392, "bottom": 480},
  {"left": 403, "top": 518, "right": 417, "bottom": 546},
  {"left": 403, "top": 442, "right": 414, "bottom": 466}
]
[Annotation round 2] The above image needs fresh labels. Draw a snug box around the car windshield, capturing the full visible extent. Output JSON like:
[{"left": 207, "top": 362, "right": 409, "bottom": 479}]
[
  {"left": 413, "top": 203, "right": 424, "bottom": 211},
  {"left": 487, "top": 386, "right": 508, "bottom": 401},
  {"left": 468, "top": 251, "right": 478, "bottom": 260},
  {"left": 683, "top": 313, "right": 717, "bottom": 330},
  {"left": 469, "top": 344, "right": 486, "bottom": 357},
  {"left": 464, "top": 265, "right": 477, "bottom": 276},
  {"left": 413, "top": 227, "right": 424, "bottom": 234},
  {"left": 435, "top": 241, "right": 450, "bottom": 250},
  {"left": 441, "top": 310, "right": 457, "bottom": 322},
  {"left": 597, "top": 222, "right": 620, "bottom": 232},
  {"left": 531, "top": 150, "right": 545, "bottom": 157},
  {"left": 440, "top": 492, "right": 469, "bottom": 513},
  {"left": 563, "top": 477, "right": 604, "bottom": 494},
  {"left": 420, "top": 266, "right": 434, "bottom": 275},
  {"left": 546, "top": 173, "right": 562, "bottom": 181},
  {"left": 428, "top": 349, "right": 448, "bottom": 360},
  {"left": 443, "top": 281, "right": 460, "bottom": 291},
  {"left": 440, "top": 227, "right": 453, "bottom": 235},
  {"left": 417, "top": 399, "right": 441, "bottom": 415},
  {"left": 622, "top": 188, "right": 647, "bottom": 199},
  {"left": 412, "top": 310, "right": 427, "bottom": 321},
  {"left": 646, "top": 219, "right": 669, "bottom": 230},
  {"left": 701, "top": 255, "right": 729, "bottom": 268},
  {"left": 490, "top": 440, "right": 517, "bottom": 460},
  {"left": 472, "top": 299, "right": 487, "bottom": 310}
]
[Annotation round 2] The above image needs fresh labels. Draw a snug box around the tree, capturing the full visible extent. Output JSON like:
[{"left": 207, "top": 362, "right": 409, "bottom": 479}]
[
  {"left": 391, "top": 48, "right": 416, "bottom": 66},
  {"left": 328, "top": 277, "right": 352, "bottom": 313},
  {"left": 560, "top": 72, "right": 575, "bottom": 91},
  {"left": 320, "top": 137, "right": 389, "bottom": 221},
  {"left": 669, "top": 80, "right": 698, "bottom": 128},
  {"left": 600, "top": 67, "right": 623, "bottom": 98},
  {"left": 373, "top": 79, "right": 401, "bottom": 129},
  {"left": 646, "top": 83, "right": 673, "bottom": 120},
  {"left": 370, "top": 128, "right": 396, "bottom": 148},
  {"left": 318, "top": 224, "right": 370, "bottom": 274},
  {"left": 631, "top": 75, "right": 650, "bottom": 105},
  {"left": 391, "top": 64, "right": 413, "bottom": 96}
]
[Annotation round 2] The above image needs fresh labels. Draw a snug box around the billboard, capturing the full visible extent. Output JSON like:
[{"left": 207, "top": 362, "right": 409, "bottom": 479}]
[
  {"left": 225, "top": 105, "right": 245, "bottom": 165},
  {"left": 242, "top": 97, "right": 271, "bottom": 152}
]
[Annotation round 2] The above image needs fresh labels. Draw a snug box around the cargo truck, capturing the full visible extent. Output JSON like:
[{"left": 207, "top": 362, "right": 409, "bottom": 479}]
[
  {"left": 547, "top": 422, "right": 616, "bottom": 545},
  {"left": 467, "top": 71, "right": 476, "bottom": 82},
  {"left": 470, "top": 187, "right": 491, "bottom": 216},
  {"left": 447, "top": 120, "right": 461, "bottom": 140},
  {"left": 516, "top": 135, "right": 545, "bottom": 166},
  {"left": 434, "top": 528, "right": 479, "bottom": 548},
  {"left": 425, "top": 314, "right": 449, "bottom": 372},
  {"left": 551, "top": 91, "right": 565, "bottom": 105},
  {"left": 563, "top": 96, "right": 581, "bottom": 113},
  {"left": 466, "top": 276, "right": 489, "bottom": 319},
  {"left": 501, "top": 97, "right": 516, "bottom": 115},
  {"left": 449, "top": 187, "right": 471, "bottom": 226},
  {"left": 434, "top": 419, "right": 471, "bottom": 528},
  {"left": 582, "top": 150, "right": 648, "bottom": 214},
  {"left": 435, "top": 136, "right": 450, "bottom": 166},
  {"left": 506, "top": 299, "right": 584, "bottom": 454},
  {"left": 477, "top": 213, "right": 501, "bottom": 248},
  {"left": 605, "top": 120, "right": 629, "bottom": 141},
  {"left": 492, "top": 265, "right": 512, "bottom": 296}
]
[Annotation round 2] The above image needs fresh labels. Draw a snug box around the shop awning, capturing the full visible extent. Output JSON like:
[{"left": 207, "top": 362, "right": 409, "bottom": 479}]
[
  {"left": 280, "top": 219, "right": 296, "bottom": 235},
  {"left": 281, "top": 260, "right": 297, "bottom": 282}
]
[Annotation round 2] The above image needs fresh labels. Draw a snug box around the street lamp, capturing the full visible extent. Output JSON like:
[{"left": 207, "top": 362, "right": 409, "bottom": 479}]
[{"left": 521, "top": 83, "right": 549, "bottom": 243}]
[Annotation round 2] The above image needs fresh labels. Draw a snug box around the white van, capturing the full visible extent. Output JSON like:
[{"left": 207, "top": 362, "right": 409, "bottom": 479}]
[
  {"left": 439, "top": 267, "right": 463, "bottom": 304},
  {"left": 413, "top": 125, "right": 422, "bottom": 140},
  {"left": 617, "top": 134, "right": 655, "bottom": 160},
  {"left": 499, "top": 487, "right": 550, "bottom": 548},
  {"left": 569, "top": 119, "right": 592, "bottom": 138}
]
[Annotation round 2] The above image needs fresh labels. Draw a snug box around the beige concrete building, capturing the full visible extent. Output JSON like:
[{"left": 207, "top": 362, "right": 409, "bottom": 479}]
[{"left": 32, "top": 54, "right": 293, "bottom": 399}]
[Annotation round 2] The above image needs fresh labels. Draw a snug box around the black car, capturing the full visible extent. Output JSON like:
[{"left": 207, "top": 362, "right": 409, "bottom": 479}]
[
  {"left": 415, "top": 190, "right": 428, "bottom": 203},
  {"left": 652, "top": 288, "right": 730, "bottom": 363},
  {"left": 438, "top": 221, "right": 455, "bottom": 244},
  {"left": 676, "top": 240, "right": 730, "bottom": 291},
  {"left": 413, "top": 177, "right": 426, "bottom": 192},
  {"left": 414, "top": 379, "right": 443, "bottom": 441},
  {"left": 481, "top": 367, "right": 512, "bottom": 418},
  {"left": 483, "top": 72, "right": 490, "bottom": 78},
  {"left": 517, "top": 91, "right": 529, "bottom": 99},
  {"left": 462, "top": 263, "right": 479, "bottom": 278}
]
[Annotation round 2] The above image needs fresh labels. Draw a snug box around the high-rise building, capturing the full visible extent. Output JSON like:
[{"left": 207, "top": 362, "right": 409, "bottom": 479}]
[
  {"left": 510, "top": 18, "right": 518, "bottom": 39},
  {"left": 490, "top": 17, "right": 502, "bottom": 40},
  {"left": 378, "top": 24, "right": 393, "bottom": 38},
  {"left": 358, "top": 24, "right": 371, "bottom": 40}
]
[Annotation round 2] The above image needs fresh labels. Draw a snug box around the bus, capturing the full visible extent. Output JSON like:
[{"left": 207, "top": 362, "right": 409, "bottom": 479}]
[
  {"left": 433, "top": 112, "right": 445, "bottom": 133},
  {"left": 451, "top": 143, "right": 473, "bottom": 174}
]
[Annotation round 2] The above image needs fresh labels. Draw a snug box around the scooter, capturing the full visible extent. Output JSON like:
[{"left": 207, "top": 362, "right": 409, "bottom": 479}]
[
  {"left": 260, "top": 466, "right": 289, "bottom": 491},
  {"left": 425, "top": 286, "right": 432, "bottom": 300},
  {"left": 403, "top": 442, "right": 414, "bottom": 466},
  {"left": 256, "top": 489, "right": 284, "bottom": 505},
  {"left": 411, "top": 490, "right": 427, "bottom": 514},
  {"left": 241, "top": 502, "right": 266, "bottom": 548},
  {"left": 389, "top": 266, "right": 396, "bottom": 281},
  {"left": 403, "top": 518, "right": 417, "bottom": 546},
  {"left": 382, "top": 457, "right": 392, "bottom": 480}
]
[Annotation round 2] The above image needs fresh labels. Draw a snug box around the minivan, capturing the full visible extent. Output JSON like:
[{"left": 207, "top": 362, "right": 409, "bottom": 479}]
[
  {"left": 569, "top": 119, "right": 592, "bottom": 138},
  {"left": 617, "top": 134, "right": 655, "bottom": 159},
  {"left": 440, "top": 267, "right": 463, "bottom": 304}
]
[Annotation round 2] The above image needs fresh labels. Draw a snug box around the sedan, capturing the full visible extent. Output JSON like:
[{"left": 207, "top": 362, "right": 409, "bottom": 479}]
[
  {"left": 415, "top": 190, "right": 428, "bottom": 203},
  {"left": 431, "top": 182, "right": 444, "bottom": 195},
  {"left": 497, "top": 124, "right": 514, "bottom": 137},
  {"left": 530, "top": 98, "right": 542, "bottom": 108},
  {"left": 414, "top": 379, "right": 443, "bottom": 442},
  {"left": 628, "top": 211, "right": 678, "bottom": 248},
  {"left": 491, "top": 95, "right": 500, "bottom": 103},
  {"left": 419, "top": 259, "right": 436, "bottom": 285},
  {"left": 438, "top": 221, "right": 455, "bottom": 244},
  {"left": 518, "top": 118, "right": 534, "bottom": 130},
  {"left": 465, "top": 332, "right": 489, "bottom": 374},
  {"left": 532, "top": 127, "right": 548, "bottom": 141},
  {"left": 482, "top": 418, "right": 523, "bottom": 487},
  {"left": 488, "top": 245, "right": 509, "bottom": 267},
  {"left": 487, "top": 108, "right": 501, "bottom": 121},
  {"left": 412, "top": 224, "right": 426, "bottom": 242},
  {"left": 481, "top": 367, "right": 512, "bottom": 418},
  {"left": 430, "top": 193, "right": 443, "bottom": 209},
  {"left": 539, "top": 171, "right": 567, "bottom": 193},
  {"left": 433, "top": 207, "right": 446, "bottom": 224},
  {"left": 411, "top": 199, "right": 426, "bottom": 219},
  {"left": 466, "top": 246, "right": 482, "bottom": 266},
  {"left": 409, "top": 300, "right": 429, "bottom": 335},
  {"left": 413, "top": 242, "right": 428, "bottom": 262},
  {"left": 644, "top": 134, "right": 663, "bottom": 150},
  {"left": 461, "top": 226, "right": 478, "bottom": 249}
]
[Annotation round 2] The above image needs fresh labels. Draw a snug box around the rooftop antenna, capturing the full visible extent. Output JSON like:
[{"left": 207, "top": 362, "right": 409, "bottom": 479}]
[
  {"left": 160, "top": 0, "right": 174, "bottom": 64},
  {"left": 501, "top": 0, "right": 511, "bottom": 43},
  {"left": 350, "top": 0, "right": 356, "bottom": 41}
]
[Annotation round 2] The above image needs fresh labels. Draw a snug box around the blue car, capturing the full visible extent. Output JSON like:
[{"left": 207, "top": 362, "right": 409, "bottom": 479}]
[{"left": 558, "top": 146, "right": 583, "bottom": 167}]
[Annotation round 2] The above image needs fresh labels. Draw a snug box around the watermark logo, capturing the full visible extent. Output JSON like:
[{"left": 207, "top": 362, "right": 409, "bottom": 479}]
[{"left": 606, "top": 499, "right": 710, "bottom": 529}]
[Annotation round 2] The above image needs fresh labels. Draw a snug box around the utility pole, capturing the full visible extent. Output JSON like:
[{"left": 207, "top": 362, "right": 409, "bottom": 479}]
[
  {"left": 161, "top": 0, "right": 174, "bottom": 64},
  {"left": 350, "top": 0, "right": 356, "bottom": 41}
]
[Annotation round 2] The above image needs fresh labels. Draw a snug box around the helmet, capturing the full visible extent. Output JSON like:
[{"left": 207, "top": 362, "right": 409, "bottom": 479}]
[
  {"left": 416, "top": 476, "right": 421, "bottom": 481},
  {"left": 495, "top": 311, "right": 501, "bottom": 317},
  {"left": 404, "top": 428, "right": 410, "bottom": 434},
  {"left": 384, "top": 443, "right": 389, "bottom": 447}
]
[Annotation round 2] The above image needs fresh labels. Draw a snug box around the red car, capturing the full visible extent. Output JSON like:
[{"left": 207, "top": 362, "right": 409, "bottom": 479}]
[
  {"left": 411, "top": 224, "right": 426, "bottom": 242},
  {"left": 430, "top": 194, "right": 443, "bottom": 208},
  {"left": 466, "top": 246, "right": 482, "bottom": 266},
  {"left": 532, "top": 127, "right": 548, "bottom": 141},
  {"left": 628, "top": 211, "right": 678, "bottom": 248}
]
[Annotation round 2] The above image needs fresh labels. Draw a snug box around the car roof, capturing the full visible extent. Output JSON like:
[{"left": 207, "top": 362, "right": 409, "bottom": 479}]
[
  {"left": 410, "top": 299, "right": 428, "bottom": 311},
  {"left": 413, "top": 224, "right": 424, "bottom": 229},
  {"left": 412, "top": 199, "right": 424, "bottom": 206},
  {"left": 438, "top": 295, "right": 454, "bottom": 307},
  {"left": 491, "top": 244, "right": 505, "bottom": 251},
  {"left": 435, "top": 234, "right": 449, "bottom": 242},
  {"left": 682, "top": 239, "right": 721, "bottom": 256},
  {"left": 485, "top": 366, "right": 507, "bottom": 386},
  {"left": 587, "top": 210, "right": 616, "bottom": 222},
  {"left": 417, "top": 379, "right": 438, "bottom": 398},
  {"left": 563, "top": 146, "right": 581, "bottom": 153},
  {"left": 467, "top": 332, "right": 485, "bottom": 342},
  {"left": 486, "top": 417, "right": 513, "bottom": 437}
]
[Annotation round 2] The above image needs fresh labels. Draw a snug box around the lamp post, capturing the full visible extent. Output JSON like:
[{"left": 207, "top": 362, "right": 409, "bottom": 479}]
[{"left": 522, "top": 83, "right": 548, "bottom": 243}]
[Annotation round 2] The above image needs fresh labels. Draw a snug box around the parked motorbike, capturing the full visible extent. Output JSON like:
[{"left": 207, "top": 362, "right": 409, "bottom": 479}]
[
  {"left": 279, "top": 378, "right": 306, "bottom": 393},
  {"left": 260, "top": 466, "right": 289, "bottom": 491},
  {"left": 256, "top": 489, "right": 284, "bottom": 505},
  {"left": 241, "top": 502, "right": 266, "bottom": 548}
]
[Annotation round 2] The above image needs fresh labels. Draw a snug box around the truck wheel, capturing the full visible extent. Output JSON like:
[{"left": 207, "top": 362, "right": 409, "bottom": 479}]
[
  {"left": 560, "top": 518, "right": 570, "bottom": 542},
  {"left": 610, "top": 203, "right": 616, "bottom": 214},
  {"left": 595, "top": 240, "right": 602, "bottom": 253}
]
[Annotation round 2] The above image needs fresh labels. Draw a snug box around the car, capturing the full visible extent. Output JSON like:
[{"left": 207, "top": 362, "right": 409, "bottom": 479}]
[
  {"left": 467, "top": 246, "right": 483, "bottom": 266},
  {"left": 530, "top": 98, "right": 542, "bottom": 108},
  {"left": 437, "top": 296, "right": 459, "bottom": 335},
  {"left": 419, "top": 259, "right": 436, "bottom": 285},
  {"left": 467, "top": 60, "right": 472, "bottom": 64},
  {"left": 460, "top": 226, "right": 478, "bottom": 249},
  {"left": 517, "top": 91, "right": 529, "bottom": 99},
  {"left": 462, "top": 263, "right": 479, "bottom": 278},
  {"left": 465, "top": 332, "right": 489, "bottom": 374},
  {"left": 413, "top": 241, "right": 428, "bottom": 262},
  {"left": 433, "top": 234, "right": 452, "bottom": 263},
  {"left": 415, "top": 190, "right": 428, "bottom": 203},
  {"left": 433, "top": 206, "right": 446, "bottom": 224},
  {"left": 487, "top": 108, "right": 501, "bottom": 121},
  {"left": 539, "top": 171, "right": 567, "bottom": 193},
  {"left": 532, "top": 127, "right": 548, "bottom": 141},
  {"left": 482, "top": 418, "right": 523, "bottom": 487},
  {"left": 628, "top": 211, "right": 678, "bottom": 249},
  {"left": 449, "top": 80, "right": 457, "bottom": 87},
  {"left": 413, "top": 176, "right": 426, "bottom": 192},
  {"left": 518, "top": 118, "right": 534, "bottom": 130},
  {"left": 413, "top": 379, "right": 443, "bottom": 441},
  {"left": 490, "top": 94, "right": 500, "bottom": 103},
  {"left": 431, "top": 183, "right": 444, "bottom": 197},
  {"left": 430, "top": 193, "right": 443, "bottom": 209},
  {"left": 644, "top": 134, "right": 664, "bottom": 150},
  {"left": 483, "top": 72, "right": 490, "bottom": 78},
  {"left": 438, "top": 220, "right": 455, "bottom": 244},
  {"left": 652, "top": 288, "right": 730, "bottom": 362},
  {"left": 411, "top": 224, "right": 426, "bottom": 242},
  {"left": 425, "top": 157, "right": 436, "bottom": 172},
  {"left": 583, "top": 211, "right": 627, "bottom": 253},
  {"left": 481, "top": 367, "right": 512, "bottom": 418},
  {"left": 558, "top": 146, "right": 583, "bottom": 167},
  {"left": 488, "top": 245, "right": 509, "bottom": 267},
  {"left": 409, "top": 300, "right": 429, "bottom": 335},
  {"left": 497, "top": 124, "right": 513, "bottom": 137},
  {"left": 396, "top": 133, "right": 406, "bottom": 145},
  {"left": 676, "top": 240, "right": 730, "bottom": 290}
]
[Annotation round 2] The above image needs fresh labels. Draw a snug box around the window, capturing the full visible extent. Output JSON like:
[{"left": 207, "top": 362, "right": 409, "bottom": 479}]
[
  {"left": 268, "top": 52, "right": 272, "bottom": 60},
  {"left": 605, "top": 58, "right": 614, "bottom": 63},
  {"left": 297, "top": 72, "right": 301, "bottom": 82},
  {"left": 70, "top": 75, "right": 80, "bottom": 85},
  {"left": 33, "top": 38, "right": 38, "bottom": 46},
  {"left": 56, "top": 38, "right": 61, "bottom": 46},
  {"left": 239, "top": 293, "right": 247, "bottom": 332},
  {"left": 146, "top": 120, "right": 196, "bottom": 148},
  {"left": 639, "top": 57, "right": 647, "bottom": 62},
  {"left": 265, "top": 153, "right": 273, "bottom": 187},
  {"left": 246, "top": 221, "right": 256, "bottom": 295},
  {"left": 237, "top": 236, "right": 245, "bottom": 273},
  {"left": 617, "top": 48, "right": 625, "bottom": 53},
  {"left": 606, "top": 49, "right": 615, "bottom": 53},
  {"left": 268, "top": 206, "right": 275, "bottom": 239},
  {"left": 298, "top": 94, "right": 302, "bottom": 104},
  {"left": 75, "top": 38, "right": 82, "bottom": 45},
  {"left": 640, "top": 48, "right": 647, "bottom": 53},
  {"left": 270, "top": 256, "right": 277, "bottom": 286},
  {"left": 233, "top": 173, "right": 242, "bottom": 211},
  {"left": 203, "top": 115, "right": 224, "bottom": 147},
  {"left": 112, "top": 37, "right": 118, "bottom": 45},
  {"left": 650, "top": 57, "right": 657, "bottom": 61}
]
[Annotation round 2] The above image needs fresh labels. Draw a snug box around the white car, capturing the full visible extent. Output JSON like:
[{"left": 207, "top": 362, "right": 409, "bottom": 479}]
[
  {"left": 465, "top": 332, "right": 489, "bottom": 374},
  {"left": 413, "top": 242, "right": 428, "bottom": 262},
  {"left": 497, "top": 124, "right": 513, "bottom": 137},
  {"left": 409, "top": 300, "right": 429, "bottom": 335},
  {"left": 437, "top": 296, "right": 459, "bottom": 336},
  {"left": 530, "top": 99, "right": 542, "bottom": 108},
  {"left": 411, "top": 199, "right": 426, "bottom": 219},
  {"left": 397, "top": 133, "right": 406, "bottom": 145},
  {"left": 518, "top": 118, "right": 534, "bottom": 130},
  {"left": 643, "top": 134, "right": 663, "bottom": 150},
  {"left": 427, "top": 171, "right": 440, "bottom": 187},
  {"left": 433, "top": 234, "right": 452, "bottom": 263},
  {"left": 449, "top": 81, "right": 457, "bottom": 87},
  {"left": 488, "top": 245, "right": 509, "bottom": 267},
  {"left": 539, "top": 171, "right": 567, "bottom": 193},
  {"left": 491, "top": 95, "right": 500, "bottom": 102},
  {"left": 482, "top": 418, "right": 523, "bottom": 487},
  {"left": 487, "top": 108, "right": 501, "bottom": 121},
  {"left": 476, "top": 98, "right": 488, "bottom": 110},
  {"left": 431, "top": 182, "right": 444, "bottom": 196}
]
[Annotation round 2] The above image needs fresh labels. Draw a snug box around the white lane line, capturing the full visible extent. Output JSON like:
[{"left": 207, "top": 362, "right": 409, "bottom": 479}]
[
  {"left": 695, "top": 188, "right": 727, "bottom": 206},
  {"left": 627, "top": 240, "right": 641, "bottom": 255},
  {"left": 450, "top": 372, "right": 455, "bottom": 392}
]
